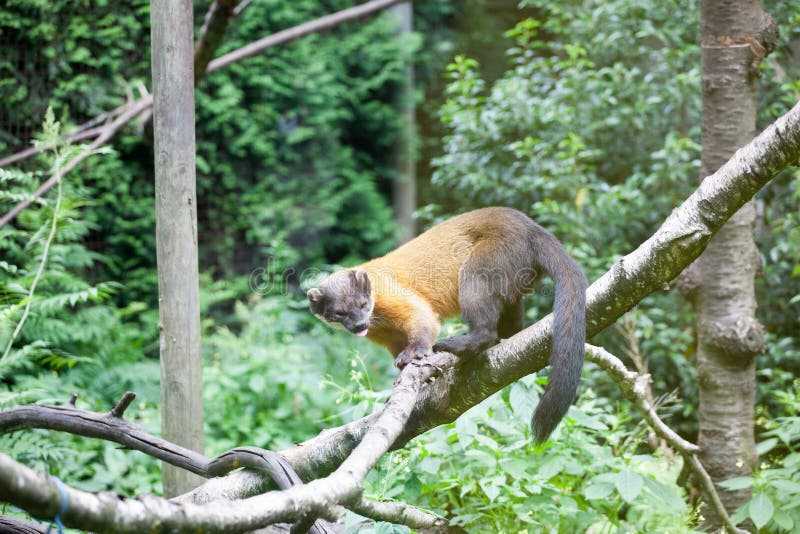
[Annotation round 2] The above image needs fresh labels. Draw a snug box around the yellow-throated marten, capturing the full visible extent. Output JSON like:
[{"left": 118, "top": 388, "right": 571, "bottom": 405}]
[{"left": 307, "top": 207, "right": 587, "bottom": 442}]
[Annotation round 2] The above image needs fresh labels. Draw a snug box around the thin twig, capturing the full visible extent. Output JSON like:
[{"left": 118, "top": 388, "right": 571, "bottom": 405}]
[
  {"left": 348, "top": 497, "right": 447, "bottom": 529},
  {"left": 585, "top": 344, "right": 747, "bottom": 534},
  {"left": 110, "top": 391, "right": 136, "bottom": 418}
]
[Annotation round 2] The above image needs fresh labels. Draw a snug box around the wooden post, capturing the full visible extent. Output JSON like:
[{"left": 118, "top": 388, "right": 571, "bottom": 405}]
[
  {"left": 150, "top": 0, "right": 205, "bottom": 497},
  {"left": 389, "top": 2, "right": 416, "bottom": 243}
]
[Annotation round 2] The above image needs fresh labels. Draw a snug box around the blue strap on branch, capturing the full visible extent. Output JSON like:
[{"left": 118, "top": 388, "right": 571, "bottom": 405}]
[{"left": 46, "top": 476, "right": 68, "bottom": 534}]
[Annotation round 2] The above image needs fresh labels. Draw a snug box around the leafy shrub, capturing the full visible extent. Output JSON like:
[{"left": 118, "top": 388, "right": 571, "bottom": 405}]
[
  {"left": 367, "top": 376, "right": 699, "bottom": 532},
  {"left": 725, "top": 381, "right": 800, "bottom": 532}
]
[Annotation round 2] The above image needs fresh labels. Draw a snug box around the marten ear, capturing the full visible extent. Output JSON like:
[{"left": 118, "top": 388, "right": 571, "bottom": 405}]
[
  {"left": 307, "top": 288, "right": 325, "bottom": 313},
  {"left": 353, "top": 269, "right": 371, "bottom": 294}
]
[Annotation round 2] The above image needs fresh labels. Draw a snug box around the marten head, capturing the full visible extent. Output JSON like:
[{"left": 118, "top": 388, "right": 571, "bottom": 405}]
[{"left": 307, "top": 269, "right": 374, "bottom": 337}]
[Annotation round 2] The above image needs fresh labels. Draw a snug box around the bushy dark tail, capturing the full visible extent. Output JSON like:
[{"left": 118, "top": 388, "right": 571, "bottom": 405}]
[{"left": 530, "top": 227, "right": 587, "bottom": 443}]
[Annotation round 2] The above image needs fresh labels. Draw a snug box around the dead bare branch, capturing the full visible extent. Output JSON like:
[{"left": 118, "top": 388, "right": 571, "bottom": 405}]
[{"left": 205, "top": 0, "right": 406, "bottom": 74}]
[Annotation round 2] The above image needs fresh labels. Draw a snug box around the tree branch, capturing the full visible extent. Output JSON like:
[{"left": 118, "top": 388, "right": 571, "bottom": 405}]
[
  {"left": 194, "top": 0, "right": 239, "bottom": 84},
  {"left": 393, "top": 99, "right": 800, "bottom": 444},
  {"left": 348, "top": 497, "right": 446, "bottom": 529},
  {"left": 0, "top": 355, "right": 446, "bottom": 531},
  {"left": 0, "top": 516, "right": 46, "bottom": 534},
  {"left": 2, "top": 62, "right": 798, "bottom": 534},
  {"left": 204, "top": 0, "right": 406, "bottom": 74},
  {"left": 0, "top": 392, "right": 336, "bottom": 532}
]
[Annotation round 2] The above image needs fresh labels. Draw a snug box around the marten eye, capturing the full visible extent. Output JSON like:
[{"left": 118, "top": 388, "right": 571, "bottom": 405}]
[
  {"left": 360, "top": 302, "right": 368, "bottom": 310},
  {"left": 334, "top": 310, "right": 346, "bottom": 318}
]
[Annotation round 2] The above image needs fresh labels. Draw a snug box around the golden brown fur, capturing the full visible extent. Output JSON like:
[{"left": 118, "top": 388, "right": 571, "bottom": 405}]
[{"left": 308, "top": 207, "right": 588, "bottom": 442}]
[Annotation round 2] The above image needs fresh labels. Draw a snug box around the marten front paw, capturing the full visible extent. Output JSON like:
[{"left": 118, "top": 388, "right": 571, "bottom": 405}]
[
  {"left": 434, "top": 333, "right": 497, "bottom": 357},
  {"left": 395, "top": 343, "right": 432, "bottom": 369},
  {"left": 433, "top": 336, "right": 471, "bottom": 356}
]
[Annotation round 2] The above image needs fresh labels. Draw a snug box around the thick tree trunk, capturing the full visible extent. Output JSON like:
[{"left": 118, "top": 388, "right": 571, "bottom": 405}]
[
  {"left": 689, "top": 1, "right": 776, "bottom": 529},
  {"left": 389, "top": 2, "right": 416, "bottom": 243},
  {"left": 151, "top": 0, "right": 205, "bottom": 497}
]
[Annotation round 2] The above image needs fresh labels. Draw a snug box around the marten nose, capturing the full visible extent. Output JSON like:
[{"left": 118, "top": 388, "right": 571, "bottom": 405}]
[{"left": 354, "top": 321, "right": 368, "bottom": 331}]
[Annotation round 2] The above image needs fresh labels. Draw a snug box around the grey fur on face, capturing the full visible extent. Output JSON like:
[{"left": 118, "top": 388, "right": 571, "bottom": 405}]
[{"left": 307, "top": 269, "right": 374, "bottom": 336}]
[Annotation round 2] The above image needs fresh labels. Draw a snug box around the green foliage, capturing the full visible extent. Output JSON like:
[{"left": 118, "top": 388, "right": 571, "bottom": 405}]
[
  {"left": 203, "top": 296, "right": 395, "bottom": 452},
  {"left": 0, "top": 0, "right": 150, "bottom": 155},
  {"left": 725, "top": 381, "right": 800, "bottom": 532},
  {"left": 753, "top": 1, "right": 800, "bottom": 408},
  {"left": 429, "top": 0, "right": 705, "bottom": 441},
  {"left": 2, "top": 1, "right": 800, "bottom": 532},
  {"left": 432, "top": 0, "right": 701, "bottom": 263},
  {"left": 193, "top": 0, "right": 410, "bottom": 277},
  {"left": 421, "top": 0, "right": 800, "bottom": 529},
  {"left": 0, "top": 109, "right": 138, "bottom": 381},
  {"left": 429, "top": 0, "right": 800, "bottom": 435},
  {"left": 0, "top": 0, "right": 437, "bottom": 306},
  {"left": 367, "top": 377, "right": 699, "bottom": 532},
  {"left": 0, "top": 111, "right": 161, "bottom": 507}
]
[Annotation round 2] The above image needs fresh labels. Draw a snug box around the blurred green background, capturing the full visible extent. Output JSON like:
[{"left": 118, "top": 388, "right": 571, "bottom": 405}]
[{"left": 1, "top": 0, "right": 799, "bottom": 531}]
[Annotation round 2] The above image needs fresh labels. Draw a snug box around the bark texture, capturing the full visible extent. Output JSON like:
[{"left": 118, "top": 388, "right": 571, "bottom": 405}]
[
  {"left": 691, "top": 1, "right": 776, "bottom": 528},
  {"left": 151, "top": 0, "right": 205, "bottom": 497},
  {"left": 389, "top": 2, "right": 417, "bottom": 243}
]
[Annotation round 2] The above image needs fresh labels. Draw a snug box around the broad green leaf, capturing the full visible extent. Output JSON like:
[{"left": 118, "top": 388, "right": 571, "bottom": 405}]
[
  {"left": 749, "top": 494, "right": 774, "bottom": 529},
  {"left": 718, "top": 476, "right": 754, "bottom": 491},
  {"left": 770, "top": 479, "right": 800, "bottom": 494},
  {"left": 455, "top": 414, "right": 478, "bottom": 443},
  {"left": 418, "top": 456, "right": 442, "bottom": 475},
  {"left": 584, "top": 482, "right": 614, "bottom": 500},
  {"left": 772, "top": 508, "right": 794, "bottom": 531},
  {"left": 248, "top": 374, "right": 266, "bottom": 393},
  {"left": 509, "top": 381, "right": 537, "bottom": 421},
  {"left": 464, "top": 449, "right": 497, "bottom": 469},
  {"left": 479, "top": 476, "right": 503, "bottom": 501},
  {"left": 730, "top": 502, "right": 749, "bottom": 525},
  {"left": 537, "top": 457, "right": 564, "bottom": 481},
  {"left": 374, "top": 522, "right": 410, "bottom": 534},
  {"left": 643, "top": 476, "right": 685, "bottom": 510},
  {"left": 756, "top": 438, "right": 779, "bottom": 455},
  {"left": 614, "top": 468, "right": 643, "bottom": 503}
]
